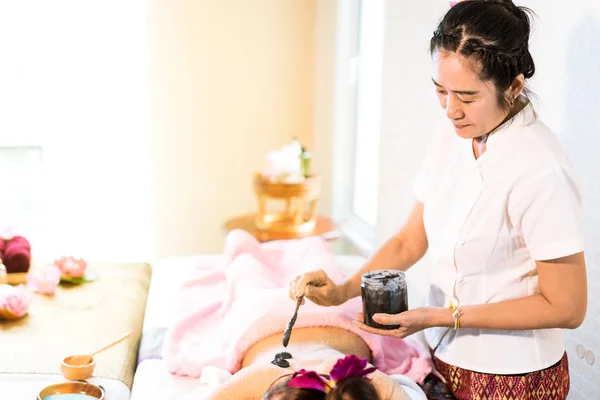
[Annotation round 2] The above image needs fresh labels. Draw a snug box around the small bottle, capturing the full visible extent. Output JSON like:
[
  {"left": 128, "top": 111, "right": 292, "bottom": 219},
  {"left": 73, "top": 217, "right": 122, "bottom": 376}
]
[
  {"left": 0, "top": 259, "right": 7, "bottom": 285},
  {"left": 361, "top": 270, "right": 408, "bottom": 330}
]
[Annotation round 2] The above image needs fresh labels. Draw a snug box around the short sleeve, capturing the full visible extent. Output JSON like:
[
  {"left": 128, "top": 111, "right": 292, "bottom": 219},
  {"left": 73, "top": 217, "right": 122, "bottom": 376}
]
[{"left": 510, "top": 165, "right": 584, "bottom": 261}]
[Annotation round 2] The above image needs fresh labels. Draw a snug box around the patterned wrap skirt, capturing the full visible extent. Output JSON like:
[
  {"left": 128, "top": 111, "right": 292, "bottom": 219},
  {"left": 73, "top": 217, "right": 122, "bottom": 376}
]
[{"left": 423, "top": 352, "right": 569, "bottom": 400}]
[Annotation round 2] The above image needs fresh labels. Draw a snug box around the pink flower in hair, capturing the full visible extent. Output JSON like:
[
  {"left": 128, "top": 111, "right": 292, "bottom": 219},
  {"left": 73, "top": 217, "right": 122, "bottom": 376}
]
[
  {"left": 329, "top": 355, "right": 377, "bottom": 383},
  {"left": 287, "top": 356, "right": 376, "bottom": 393},
  {"left": 288, "top": 369, "right": 331, "bottom": 393}
]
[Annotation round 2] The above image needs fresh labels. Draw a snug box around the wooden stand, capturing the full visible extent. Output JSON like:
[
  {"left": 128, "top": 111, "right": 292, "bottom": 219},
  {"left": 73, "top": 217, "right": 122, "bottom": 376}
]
[
  {"left": 253, "top": 173, "right": 321, "bottom": 235},
  {"left": 224, "top": 214, "right": 339, "bottom": 243}
]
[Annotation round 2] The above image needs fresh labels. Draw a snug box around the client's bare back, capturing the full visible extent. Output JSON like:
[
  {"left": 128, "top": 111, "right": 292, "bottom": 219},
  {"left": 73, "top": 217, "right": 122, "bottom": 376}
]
[
  {"left": 242, "top": 326, "right": 372, "bottom": 368},
  {"left": 206, "top": 327, "right": 409, "bottom": 400}
]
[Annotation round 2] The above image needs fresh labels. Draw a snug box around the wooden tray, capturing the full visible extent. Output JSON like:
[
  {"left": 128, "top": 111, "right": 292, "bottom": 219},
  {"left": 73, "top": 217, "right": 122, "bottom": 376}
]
[{"left": 7, "top": 272, "right": 27, "bottom": 285}]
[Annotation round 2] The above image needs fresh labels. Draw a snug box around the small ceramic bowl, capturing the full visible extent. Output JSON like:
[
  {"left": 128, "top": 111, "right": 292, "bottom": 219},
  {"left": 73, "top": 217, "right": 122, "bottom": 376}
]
[
  {"left": 60, "top": 355, "right": 96, "bottom": 381},
  {"left": 37, "top": 381, "right": 105, "bottom": 400}
]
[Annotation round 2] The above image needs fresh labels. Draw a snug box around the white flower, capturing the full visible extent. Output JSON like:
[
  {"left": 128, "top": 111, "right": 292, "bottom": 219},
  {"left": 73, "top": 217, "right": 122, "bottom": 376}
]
[
  {"left": 282, "top": 140, "right": 302, "bottom": 158},
  {"left": 262, "top": 140, "right": 304, "bottom": 182}
]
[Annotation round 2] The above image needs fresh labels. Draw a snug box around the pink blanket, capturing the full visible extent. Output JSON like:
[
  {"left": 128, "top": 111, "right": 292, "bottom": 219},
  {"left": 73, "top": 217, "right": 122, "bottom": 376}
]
[{"left": 162, "top": 230, "right": 433, "bottom": 383}]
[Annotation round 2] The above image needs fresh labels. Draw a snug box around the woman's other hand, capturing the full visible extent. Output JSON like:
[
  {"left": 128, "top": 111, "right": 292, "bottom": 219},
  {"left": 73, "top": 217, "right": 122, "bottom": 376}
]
[
  {"left": 288, "top": 269, "right": 348, "bottom": 307},
  {"left": 353, "top": 307, "right": 450, "bottom": 339}
]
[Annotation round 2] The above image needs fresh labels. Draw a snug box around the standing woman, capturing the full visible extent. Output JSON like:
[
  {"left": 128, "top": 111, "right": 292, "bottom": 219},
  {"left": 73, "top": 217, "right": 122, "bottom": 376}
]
[{"left": 290, "top": 1, "right": 588, "bottom": 399}]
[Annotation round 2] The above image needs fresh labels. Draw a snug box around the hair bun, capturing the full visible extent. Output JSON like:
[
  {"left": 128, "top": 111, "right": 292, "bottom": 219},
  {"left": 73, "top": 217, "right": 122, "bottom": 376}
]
[
  {"left": 475, "top": 0, "right": 516, "bottom": 5},
  {"left": 431, "top": 0, "right": 536, "bottom": 110},
  {"left": 481, "top": 0, "right": 532, "bottom": 39}
]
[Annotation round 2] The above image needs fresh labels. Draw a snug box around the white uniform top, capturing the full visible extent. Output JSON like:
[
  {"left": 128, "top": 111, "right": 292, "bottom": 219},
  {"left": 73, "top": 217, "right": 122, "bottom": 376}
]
[{"left": 414, "top": 103, "right": 584, "bottom": 374}]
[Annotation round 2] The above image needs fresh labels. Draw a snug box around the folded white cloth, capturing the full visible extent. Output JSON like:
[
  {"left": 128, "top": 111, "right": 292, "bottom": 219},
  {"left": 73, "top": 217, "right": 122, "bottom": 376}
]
[
  {"left": 199, "top": 366, "right": 233, "bottom": 390},
  {"left": 391, "top": 374, "right": 428, "bottom": 400}
]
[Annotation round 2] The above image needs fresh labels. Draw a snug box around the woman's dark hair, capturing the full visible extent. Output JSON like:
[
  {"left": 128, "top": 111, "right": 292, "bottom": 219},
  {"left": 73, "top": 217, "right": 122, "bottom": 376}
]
[
  {"left": 262, "top": 374, "right": 379, "bottom": 400},
  {"left": 430, "top": 0, "right": 536, "bottom": 110}
]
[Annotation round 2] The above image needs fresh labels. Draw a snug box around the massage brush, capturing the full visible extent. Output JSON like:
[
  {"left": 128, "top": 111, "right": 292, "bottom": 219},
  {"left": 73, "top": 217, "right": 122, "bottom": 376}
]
[{"left": 271, "top": 295, "right": 303, "bottom": 368}]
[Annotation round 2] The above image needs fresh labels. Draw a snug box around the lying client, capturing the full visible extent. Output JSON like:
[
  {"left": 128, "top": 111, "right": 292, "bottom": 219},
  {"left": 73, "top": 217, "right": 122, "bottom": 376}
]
[
  {"left": 162, "top": 230, "right": 432, "bottom": 399},
  {"left": 205, "top": 328, "right": 409, "bottom": 399}
]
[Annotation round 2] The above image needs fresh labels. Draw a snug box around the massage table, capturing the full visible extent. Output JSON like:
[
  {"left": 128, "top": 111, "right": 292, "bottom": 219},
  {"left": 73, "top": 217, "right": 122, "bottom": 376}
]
[{"left": 131, "top": 255, "right": 428, "bottom": 400}]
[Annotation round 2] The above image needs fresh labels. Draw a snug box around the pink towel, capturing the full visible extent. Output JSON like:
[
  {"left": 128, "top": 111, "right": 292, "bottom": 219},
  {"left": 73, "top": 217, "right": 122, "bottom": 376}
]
[{"left": 162, "top": 230, "right": 433, "bottom": 383}]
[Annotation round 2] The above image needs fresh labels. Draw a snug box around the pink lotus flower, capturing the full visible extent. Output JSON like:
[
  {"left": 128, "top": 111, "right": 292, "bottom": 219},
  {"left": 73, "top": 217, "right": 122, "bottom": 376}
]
[
  {"left": 55, "top": 256, "right": 87, "bottom": 278},
  {"left": 27, "top": 264, "right": 61, "bottom": 295},
  {"left": 287, "top": 356, "right": 376, "bottom": 393},
  {"left": 329, "top": 355, "right": 376, "bottom": 383},
  {"left": 0, "top": 284, "right": 33, "bottom": 319},
  {"left": 288, "top": 369, "right": 331, "bottom": 392}
]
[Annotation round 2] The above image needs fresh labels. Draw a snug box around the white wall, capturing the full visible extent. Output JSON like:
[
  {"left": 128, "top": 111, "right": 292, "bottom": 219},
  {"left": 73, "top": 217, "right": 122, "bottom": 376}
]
[
  {"left": 534, "top": 2, "right": 600, "bottom": 397},
  {"left": 0, "top": 1, "right": 152, "bottom": 263},
  {"left": 376, "top": 1, "right": 600, "bottom": 398},
  {"left": 0, "top": 1, "right": 320, "bottom": 263},
  {"left": 148, "top": 0, "right": 316, "bottom": 258},
  {"left": 376, "top": 0, "right": 448, "bottom": 313},
  {"left": 311, "top": 0, "right": 338, "bottom": 218}
]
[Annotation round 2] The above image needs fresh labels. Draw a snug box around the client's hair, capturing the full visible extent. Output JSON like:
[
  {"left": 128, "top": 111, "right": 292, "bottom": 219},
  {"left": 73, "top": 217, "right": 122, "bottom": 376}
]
[{"left": 262, "top": 374, "right": 380, "bottom": 400}]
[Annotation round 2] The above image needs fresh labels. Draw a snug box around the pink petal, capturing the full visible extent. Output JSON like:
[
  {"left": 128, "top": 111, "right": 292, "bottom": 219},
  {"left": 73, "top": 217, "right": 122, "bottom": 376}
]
[
  {"left": 54, "top": 256, "right": 87, "bottom": 278},
  {"left": 288, "top": 370, "right": 328, "bottom": 392},
  {"left": 0, "top": 284, "right": 32, "bottom": 317},
  {"left": 26, "top": 265, "right": 60, "bottom": 295},
  {"left": 329, "top": 355, "right": 377, "bottom": 382}
]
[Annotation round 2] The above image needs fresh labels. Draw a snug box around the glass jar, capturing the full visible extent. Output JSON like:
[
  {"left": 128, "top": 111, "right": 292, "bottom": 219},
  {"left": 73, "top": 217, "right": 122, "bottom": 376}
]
[{"left": 361, "top": 270, "right": 408, "bottom": 330}]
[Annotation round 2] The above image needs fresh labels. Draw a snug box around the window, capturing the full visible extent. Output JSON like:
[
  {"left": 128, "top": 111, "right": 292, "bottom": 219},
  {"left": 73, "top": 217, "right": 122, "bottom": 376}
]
[
  {"left": 0, "top": 148, "right": 43, "bottom": 241},
  {"left": 0, "top": 1, "right": 151, "bottom": 262},
  {"left": 333, "top": 0, "right": 385, "bottom": 254},
  {"left": 351, "top": 0, "right": 385, "bottom": 227}
]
